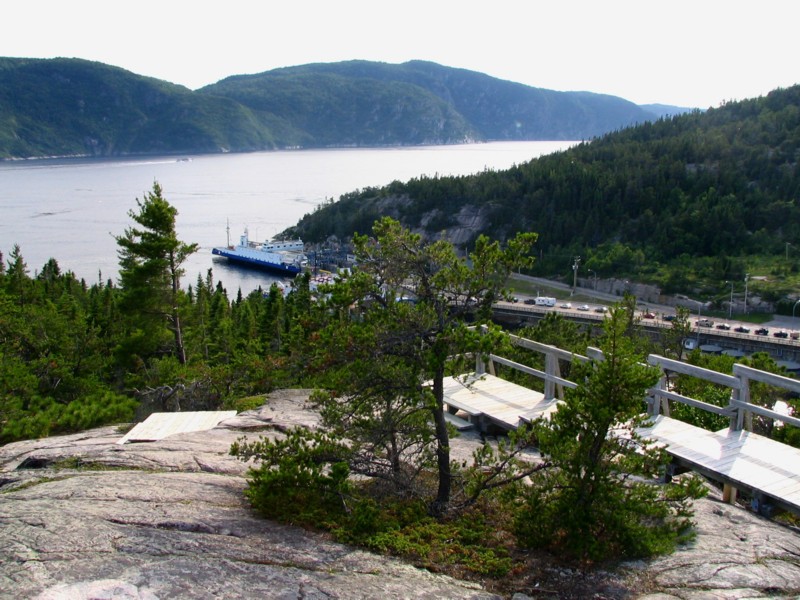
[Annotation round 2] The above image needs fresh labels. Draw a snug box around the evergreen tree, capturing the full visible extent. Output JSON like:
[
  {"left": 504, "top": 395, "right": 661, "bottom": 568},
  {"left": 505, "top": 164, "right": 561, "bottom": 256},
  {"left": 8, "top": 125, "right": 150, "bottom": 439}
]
[
  {"left": 292, "top": 217, "right": 536, "bottom": 513},
  {"left": 115, "top": 182, "right": 198, "bottom": 365},
  {"left": 515, "top": 306, "right": 706, "bottom": 560},
  {"left": 5, "top": 244, "right": 29, "bottom": 307}
]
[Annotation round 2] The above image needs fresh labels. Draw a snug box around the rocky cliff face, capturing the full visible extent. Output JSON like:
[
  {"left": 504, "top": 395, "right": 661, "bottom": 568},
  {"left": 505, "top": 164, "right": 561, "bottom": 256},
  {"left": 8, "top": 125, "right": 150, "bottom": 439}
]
[{"left": 2, "top": 390, "right": 800, "bottom": 599}]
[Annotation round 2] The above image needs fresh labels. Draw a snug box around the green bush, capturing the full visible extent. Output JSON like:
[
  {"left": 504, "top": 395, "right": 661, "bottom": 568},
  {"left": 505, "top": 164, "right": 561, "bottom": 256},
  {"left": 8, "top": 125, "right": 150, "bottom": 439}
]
[
  {"left": 231, "top": 428, "right": 353, "bottom": 524},
  {"left": 364, "top": 513, "right": 513, "bottom": 577},
  {"left": 514, "top": 307, "right": 707, "bottom": 562},
  {"left": 1, "top": 390, "right": 136, "bottom": 444},
  {"left": 231, "top": 429, "right": 515, "bottom": 578}
]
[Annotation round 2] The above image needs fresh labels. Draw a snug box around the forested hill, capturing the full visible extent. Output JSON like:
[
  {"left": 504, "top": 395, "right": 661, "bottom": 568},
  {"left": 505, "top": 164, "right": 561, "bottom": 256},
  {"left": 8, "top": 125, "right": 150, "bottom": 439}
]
[
  {"left": 286, "top": 85, "right": 800, "bottom": 287},
  {"left": 199, "top": 60, "right": 656, "bottom": 145},
  {"left": 0, "top": 57, "right": 668, "bottom": 159},
  {"left": 0, "top": 58, "right": 278, "bottom": 158}
]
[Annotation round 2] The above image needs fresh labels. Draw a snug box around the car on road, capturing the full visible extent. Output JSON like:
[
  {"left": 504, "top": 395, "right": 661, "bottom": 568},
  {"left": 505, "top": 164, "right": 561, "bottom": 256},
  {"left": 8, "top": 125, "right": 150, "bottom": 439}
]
[
  {"left": 642, "top": 312, "right": 656, "bottom": 319},
  {"left": 594, "top": 306, "right": 608, "bottom": 313},
  {"left": 523, "top": 298, "right": 536, "bottom": 305},
  {"left": 774, "top": 330, "right": 789, "bottom": 338},
  {"left": 560, "top": 302, "right": 572, "bottom": 309},
  {"left": 734, "top": 326, "right": 751, "bottom": 333},
  {"left": 696, "top": 318, "right": 715, "bottom": 327},
  {"left": 716, "top": 323, "right": 731, "bottom": 330},
  {"left": 755, "top": 327, "right": 769, "bottom": 336},
  {"left": 577, "top": 304, "right": 590, "bottom": 311},
  {"left": 662, "top": 314, "right": 676, "bottom": 321}
]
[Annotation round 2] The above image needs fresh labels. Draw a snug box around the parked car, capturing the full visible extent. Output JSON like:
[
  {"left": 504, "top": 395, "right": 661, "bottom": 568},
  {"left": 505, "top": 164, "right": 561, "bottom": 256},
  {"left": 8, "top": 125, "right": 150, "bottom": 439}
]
[
  {"left": 577, "top": 304, "right": 590, "bottom": 311},
  {"left": 774, "top": 330, "right": 789, "bottom": 338},
  {"left": 755, "top": 327, "right": 769, "bottom": 336},
  {"left": 696, "top": 318, "right": 715, "bottom": 327},
  {"left": 716, "top": 323, "right": 731, "bottom": 330},
  {"left": 560, "top": 302, "right": 572, "bottom": 309},
  {"left": 734, "top": 326, "right": 751, "bottom": 333}
]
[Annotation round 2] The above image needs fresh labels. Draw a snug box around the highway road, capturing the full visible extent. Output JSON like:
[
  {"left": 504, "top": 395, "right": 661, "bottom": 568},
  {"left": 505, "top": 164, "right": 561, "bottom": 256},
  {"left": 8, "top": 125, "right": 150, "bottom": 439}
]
[{"left": 494, "top": 295, "right": 800, "bottom": 354}]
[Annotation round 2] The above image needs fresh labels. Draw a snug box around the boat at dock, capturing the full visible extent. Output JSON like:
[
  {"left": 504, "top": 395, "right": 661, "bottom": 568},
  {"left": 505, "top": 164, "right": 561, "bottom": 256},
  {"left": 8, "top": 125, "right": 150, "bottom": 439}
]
[{"left": 212, "top": 226, "right": 308, "bottom": 276}]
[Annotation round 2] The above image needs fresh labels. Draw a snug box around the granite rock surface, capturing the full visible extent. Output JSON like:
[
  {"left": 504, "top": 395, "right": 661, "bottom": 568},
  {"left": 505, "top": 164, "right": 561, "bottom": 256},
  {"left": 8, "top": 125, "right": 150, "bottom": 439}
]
[{"left": 2, "top": 389, "right": 800, "bottom": 599}]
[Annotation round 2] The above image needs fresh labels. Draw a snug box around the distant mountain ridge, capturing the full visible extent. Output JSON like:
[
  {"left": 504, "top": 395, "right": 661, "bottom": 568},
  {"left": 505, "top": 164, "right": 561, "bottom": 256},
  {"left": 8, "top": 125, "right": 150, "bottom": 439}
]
[{"left": 0, "top": 57, "right": 690, "bottom": 159}]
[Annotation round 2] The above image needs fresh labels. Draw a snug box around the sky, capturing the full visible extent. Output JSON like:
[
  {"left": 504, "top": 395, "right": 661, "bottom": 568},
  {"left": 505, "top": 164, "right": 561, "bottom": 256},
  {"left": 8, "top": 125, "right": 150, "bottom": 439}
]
[{"left": 3, "top": 0, "right": 798, "bottom": 109}]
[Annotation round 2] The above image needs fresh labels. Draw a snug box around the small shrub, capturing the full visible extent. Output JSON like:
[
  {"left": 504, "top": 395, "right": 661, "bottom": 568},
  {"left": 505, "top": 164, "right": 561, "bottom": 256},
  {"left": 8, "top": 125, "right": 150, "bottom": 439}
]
[
  {"left": 224, "top": 395, "right": 266, "bottom": 412},
  {"left": 363, "top": 512, "right": 513, "bottom": 577}
]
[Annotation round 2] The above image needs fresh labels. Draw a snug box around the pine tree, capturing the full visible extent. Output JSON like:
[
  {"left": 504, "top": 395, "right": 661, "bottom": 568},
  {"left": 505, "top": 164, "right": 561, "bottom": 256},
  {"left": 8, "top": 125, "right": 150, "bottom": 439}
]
[
  {"left": 300, "top": 217, "right": 536, "bottom": 513},
  {"left": 115, "top": 182, "right": 198, "bottom": 365},
  {"left": 515, "top": 306, "right": 706, "bottom": 560}
]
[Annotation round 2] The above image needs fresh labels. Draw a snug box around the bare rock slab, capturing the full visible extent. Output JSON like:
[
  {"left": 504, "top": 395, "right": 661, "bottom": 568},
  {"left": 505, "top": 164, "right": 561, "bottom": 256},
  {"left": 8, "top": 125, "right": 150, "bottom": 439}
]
[
  {"left": 0, "top": 390, "right": 496, "bottom": 599},
  {"left": 3, "top": 389, "right": 800, "bottom": 598}
]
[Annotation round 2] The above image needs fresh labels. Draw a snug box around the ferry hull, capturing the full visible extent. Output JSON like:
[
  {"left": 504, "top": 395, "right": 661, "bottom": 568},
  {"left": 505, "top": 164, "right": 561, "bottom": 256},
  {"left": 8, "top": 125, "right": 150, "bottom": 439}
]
[{"left": 212, "top": 247, "right": 303, "bottom": 277}]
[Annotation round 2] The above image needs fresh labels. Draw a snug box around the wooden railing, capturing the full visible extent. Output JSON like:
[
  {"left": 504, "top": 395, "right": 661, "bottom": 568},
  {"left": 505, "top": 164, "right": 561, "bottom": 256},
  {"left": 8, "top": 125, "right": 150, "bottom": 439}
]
[
  {"left": 471, "top": 325, "right": 799, "bottom": 436},
  {"left": 474, "top": 329, "right": 588, "bottom": 401},
  {"left": 473, "top": 324, "right": 799, "bottom": 436},
  {"left": 647, "top": 354, "right": 800, "bottom": 433},
  {"left": 469, "top": 328, "right": 800, "bottom": 510}
]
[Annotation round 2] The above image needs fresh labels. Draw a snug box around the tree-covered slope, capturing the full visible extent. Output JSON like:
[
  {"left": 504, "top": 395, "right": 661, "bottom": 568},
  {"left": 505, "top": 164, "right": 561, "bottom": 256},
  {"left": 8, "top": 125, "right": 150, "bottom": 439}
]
[
  {"left": 286, "top": 86, "right": 800, "bottom": 283},
  {"left": 0, "top": 58, "right": 286, "bottom": 158},
  {"left": 0, "top": 57, "right": 662, "bottom": 158},
  {"left": 201, "top": 66, "right": 477, "bottom": 146},
  {"left": 201, "top": 60, "right": 653, "bottom": 143}
]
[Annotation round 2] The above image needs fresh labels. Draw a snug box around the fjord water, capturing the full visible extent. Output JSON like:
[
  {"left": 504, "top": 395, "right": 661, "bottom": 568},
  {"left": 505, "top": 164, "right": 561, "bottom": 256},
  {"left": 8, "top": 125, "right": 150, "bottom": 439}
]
[{"left": 0, "top": 142, "right": 573, "bottom": 294}]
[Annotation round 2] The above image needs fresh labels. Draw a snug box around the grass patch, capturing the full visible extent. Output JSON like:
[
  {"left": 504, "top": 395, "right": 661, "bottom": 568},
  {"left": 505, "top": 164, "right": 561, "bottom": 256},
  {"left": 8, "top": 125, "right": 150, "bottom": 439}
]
[
  {"left": 224, "top": 395, "right": 267, "bottom": 412},
  {"left": 51, "top": 457, "right": 132, "bottom": 471},
  {"left": 321, "top": 494, "right": 515, "bottom": 579},
  {"left": 243, "top": 464, "right": 518, "bottom": 581},
  {"left": 1, "top": 475, "right": 71, "bottom": 493}
]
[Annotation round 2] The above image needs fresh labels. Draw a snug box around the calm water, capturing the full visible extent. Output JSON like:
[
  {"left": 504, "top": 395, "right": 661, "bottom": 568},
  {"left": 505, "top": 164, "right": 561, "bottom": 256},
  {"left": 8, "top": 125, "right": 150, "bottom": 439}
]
[{"left": 0, "top": 142, "right": 573, "bottom": 294}]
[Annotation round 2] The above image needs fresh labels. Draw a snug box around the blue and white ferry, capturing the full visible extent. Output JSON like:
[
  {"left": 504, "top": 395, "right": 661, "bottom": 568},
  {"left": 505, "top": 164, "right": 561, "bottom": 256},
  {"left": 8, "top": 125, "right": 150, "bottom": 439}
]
[{"left": 212, "top": 226, "right": 307, "bottom": 276}]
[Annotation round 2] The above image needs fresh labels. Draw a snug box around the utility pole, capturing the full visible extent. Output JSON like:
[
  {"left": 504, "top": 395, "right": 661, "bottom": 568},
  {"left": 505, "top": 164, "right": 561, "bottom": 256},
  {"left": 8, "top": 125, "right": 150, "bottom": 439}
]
[
  {"left": 571, "top": 256, "right": 581, "bottom": 296},
  {"left": 726, "top": 280, "right": 734, "bottom": 319},
  {"left": 744, "top": 273, "right": 749, "bottom": 315}
]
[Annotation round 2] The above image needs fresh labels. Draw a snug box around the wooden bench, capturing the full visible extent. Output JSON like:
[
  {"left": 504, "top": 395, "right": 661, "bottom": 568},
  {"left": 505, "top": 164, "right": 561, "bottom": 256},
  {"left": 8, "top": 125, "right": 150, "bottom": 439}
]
[
  {"left": 639, "top": 414, "right": 800, "bottom": 514},
  {"left": 442, "top": 373, "right": 549, "bottom": 431}
]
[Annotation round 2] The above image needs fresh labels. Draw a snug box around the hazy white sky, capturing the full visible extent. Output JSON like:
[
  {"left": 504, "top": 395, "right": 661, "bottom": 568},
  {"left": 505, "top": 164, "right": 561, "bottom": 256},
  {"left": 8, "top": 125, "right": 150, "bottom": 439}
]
[{"left": 3, "top": 0, "right": 798, "bottom": 108}]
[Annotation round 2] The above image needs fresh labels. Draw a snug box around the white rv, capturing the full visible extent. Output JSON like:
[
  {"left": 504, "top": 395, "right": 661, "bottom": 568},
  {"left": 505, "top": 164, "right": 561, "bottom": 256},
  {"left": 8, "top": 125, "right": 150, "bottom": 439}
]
[{"left": 534, "top": 296, "right": 557, "bottom": 307}]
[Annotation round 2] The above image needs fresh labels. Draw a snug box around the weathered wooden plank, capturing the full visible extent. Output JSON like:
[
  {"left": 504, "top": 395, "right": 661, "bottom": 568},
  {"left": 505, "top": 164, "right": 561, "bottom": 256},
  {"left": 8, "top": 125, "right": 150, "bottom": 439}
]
[
  {"left": 733, "top": 363, "right": 800, "bottom": 394},
  {"left": 441, "top": 373, "right": 548, "bottom": 429},
  {"left": 118, "top": 410, "right": 237, "bottom": 444},
  {"left": 639, "top": 416, "right": 800, "bottom": 511},
  {"left": 443, "top": 411, "right": 473, "bottom": 430}
]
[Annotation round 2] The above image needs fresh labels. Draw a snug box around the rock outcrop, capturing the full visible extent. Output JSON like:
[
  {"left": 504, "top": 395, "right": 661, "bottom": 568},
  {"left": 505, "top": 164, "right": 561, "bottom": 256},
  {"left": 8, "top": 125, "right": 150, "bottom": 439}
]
[{"left": 2, "top": 389, "right": 800, "bottom": 599}]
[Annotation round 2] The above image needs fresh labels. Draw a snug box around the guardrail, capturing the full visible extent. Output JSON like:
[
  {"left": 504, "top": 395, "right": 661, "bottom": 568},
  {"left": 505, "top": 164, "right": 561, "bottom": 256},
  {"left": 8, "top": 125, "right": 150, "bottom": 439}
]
[{"left": 492, "top": 301, "right": 800, "bottom": 350}]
